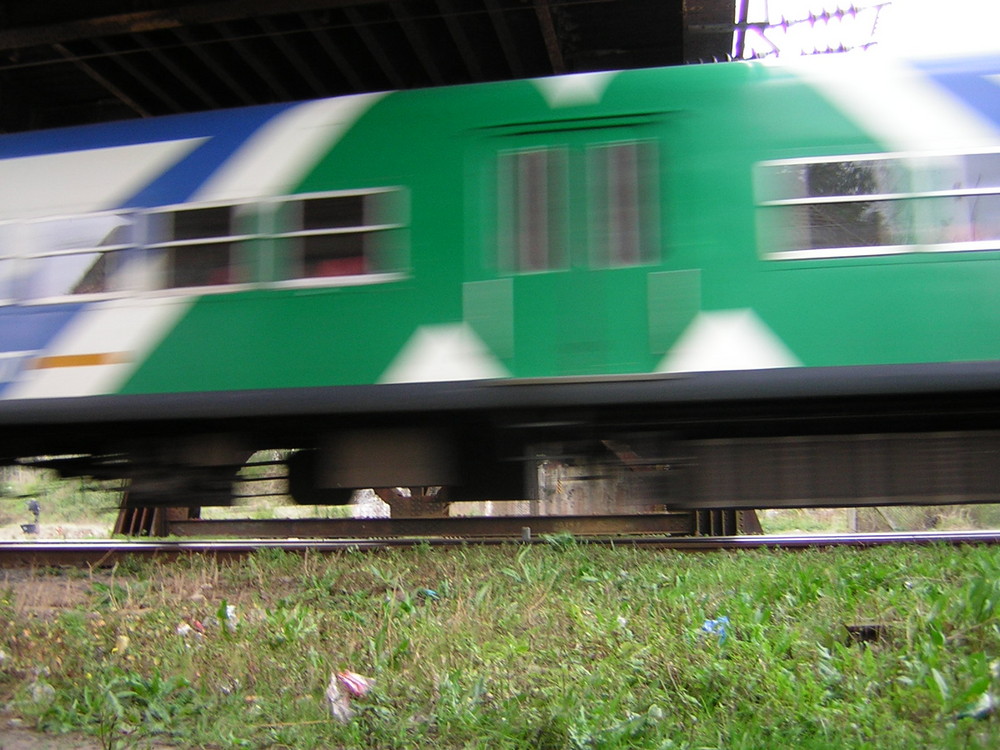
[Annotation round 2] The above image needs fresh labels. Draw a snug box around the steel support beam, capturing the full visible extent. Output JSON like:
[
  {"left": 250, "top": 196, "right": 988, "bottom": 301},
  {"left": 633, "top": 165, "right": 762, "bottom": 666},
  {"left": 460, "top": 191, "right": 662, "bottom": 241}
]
[
  {"left": 52, "top": 43, "right": 151, "bottom": 117},
  {"left": 168, "top": 513, "right": 696, "bottom": 538},
  {"left": 534, "top": 0, "right": 566, "bottom": 74}
]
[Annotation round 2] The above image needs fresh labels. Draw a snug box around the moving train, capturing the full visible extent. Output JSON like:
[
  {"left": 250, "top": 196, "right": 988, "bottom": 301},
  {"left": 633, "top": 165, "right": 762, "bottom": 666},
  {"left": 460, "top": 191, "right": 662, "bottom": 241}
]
[{"left": 1, "top": 51, "right": 1000, "bottom": 511}]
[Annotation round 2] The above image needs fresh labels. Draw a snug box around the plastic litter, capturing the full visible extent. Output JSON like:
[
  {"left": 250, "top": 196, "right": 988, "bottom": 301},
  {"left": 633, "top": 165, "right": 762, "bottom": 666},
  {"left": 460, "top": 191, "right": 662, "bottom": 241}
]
[
  {"left": 176, "top": 620, "right": 205, "bottom": 640},
  {"left": 699, "top": 616, "right": 730, "bottom": 645},
  {"left": 325, "top": 670, "right": 373, "bottom": 723},
  {"left": 326, "top": 674, "right": 354, "bottom": 723},
  {"left": 957, "top": 691, "right": 997, "bottom": 720},
  {"left": 214, "top": 601, "right": 238, "bottom": 632},
  {"left": 337, "top": 670, "right": 373, "bottom": 698},
  {"left": 222, "top": 604, "right": 238, "bottom": 632}
]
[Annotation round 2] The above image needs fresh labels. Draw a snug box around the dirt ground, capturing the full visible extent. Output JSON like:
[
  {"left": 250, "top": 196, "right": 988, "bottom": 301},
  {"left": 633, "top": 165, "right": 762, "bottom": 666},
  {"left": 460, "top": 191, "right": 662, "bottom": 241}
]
[
  {"left": 1, "top": 725, "right": 106, "bottom": 750},
  {"left": 1, "top": 576, "right": 127, "bottom": 750},
  {"left": 0, "top": 546, "right": 178, "bottom": 749},
  {"left": 0, "top": 724, "right": 178, "bottom": 749}
]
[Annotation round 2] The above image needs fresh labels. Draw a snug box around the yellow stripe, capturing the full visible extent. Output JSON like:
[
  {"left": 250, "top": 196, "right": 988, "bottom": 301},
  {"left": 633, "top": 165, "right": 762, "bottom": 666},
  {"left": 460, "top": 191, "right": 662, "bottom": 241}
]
[{"left": 30, "top": 352, "right": 132, "bottom": 370}]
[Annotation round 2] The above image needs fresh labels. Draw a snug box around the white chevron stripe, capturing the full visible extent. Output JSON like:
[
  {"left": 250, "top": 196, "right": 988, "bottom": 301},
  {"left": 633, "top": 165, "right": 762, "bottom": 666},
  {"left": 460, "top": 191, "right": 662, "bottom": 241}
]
[
  {"left": 657, "top": 309, "right": 800, "bottom": 373},
  {"left": 193, "top": 93, "right": 387, "bottom": 202},
  {"left": 379, "top": 323, "right": 508, "bottom": 384},
  {"left": 533, "top": 71, "right": 618, "bottom": 108},
  {"left": 787, "top": 54, "right": 1000, "bottom": 153},
  {"left": 0, "top": 139, "right": 204, "bottom": 221}
]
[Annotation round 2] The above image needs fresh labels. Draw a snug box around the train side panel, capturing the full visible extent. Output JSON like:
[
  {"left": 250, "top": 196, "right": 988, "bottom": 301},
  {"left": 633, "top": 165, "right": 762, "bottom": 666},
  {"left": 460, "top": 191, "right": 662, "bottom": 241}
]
[{"left": 0, "top": 57, "right": 998, "bottom": 411}]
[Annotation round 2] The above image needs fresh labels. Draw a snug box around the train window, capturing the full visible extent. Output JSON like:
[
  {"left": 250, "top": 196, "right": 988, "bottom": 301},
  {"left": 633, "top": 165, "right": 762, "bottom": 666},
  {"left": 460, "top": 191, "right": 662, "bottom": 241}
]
[
  {"left": 18, "top": 213, "right": 135, "bottom": 301},
  {"left": 149, "top": 204, "right": 252, "bottom": 288},
  {"left": 757, "top": 151, "right": 1000, "bottom": 259},
  {"left": 171, "top": 205, "right": 232, "bottom": 241},
  {"left": 302, "top": 194, "right": 365, "bottom": 230},
  {"left": 0, "top": 191, "right": 409, "bottom": 302},
  {"left": 756, "top": 158, "right": 911, "bottom": 258},
  {"left": 912, "top": 152, "right": 1000, "bottom": 248},
  {"left": 274, "top": 190, "right": 404, "bottom": 280},
  {"left": 588, "top": 141, "right": 659, "bottom": 266},
  {"left": 497, "top": 148, "right": 568, "bottom": 272}
]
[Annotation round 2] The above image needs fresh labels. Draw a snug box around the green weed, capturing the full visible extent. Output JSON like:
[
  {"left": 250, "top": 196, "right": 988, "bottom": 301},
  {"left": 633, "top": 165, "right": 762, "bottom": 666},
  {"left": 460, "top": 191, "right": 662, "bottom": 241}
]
[{"left": 4, "top": 543, "right": 1000, "bottom": 748}]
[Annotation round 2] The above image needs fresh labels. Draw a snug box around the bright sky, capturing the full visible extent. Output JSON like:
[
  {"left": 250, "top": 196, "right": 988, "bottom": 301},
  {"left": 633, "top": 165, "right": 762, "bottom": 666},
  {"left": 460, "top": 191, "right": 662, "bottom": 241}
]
[{"left": 740, "top": 0, "right": 1000, "bottom": 58}]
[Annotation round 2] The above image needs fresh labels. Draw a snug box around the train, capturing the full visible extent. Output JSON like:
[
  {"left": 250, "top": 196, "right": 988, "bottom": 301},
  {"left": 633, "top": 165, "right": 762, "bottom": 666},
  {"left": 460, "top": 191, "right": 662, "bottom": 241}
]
[{"left": 1, "top": 51, "right": 1000, "bottom": 514}]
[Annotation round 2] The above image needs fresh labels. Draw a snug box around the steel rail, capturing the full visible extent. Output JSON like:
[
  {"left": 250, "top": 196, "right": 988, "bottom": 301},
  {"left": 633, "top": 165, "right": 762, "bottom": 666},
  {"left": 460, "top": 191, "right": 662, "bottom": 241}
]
[{"left": 1, "top": 530, "right": 999, "bottom": 566}]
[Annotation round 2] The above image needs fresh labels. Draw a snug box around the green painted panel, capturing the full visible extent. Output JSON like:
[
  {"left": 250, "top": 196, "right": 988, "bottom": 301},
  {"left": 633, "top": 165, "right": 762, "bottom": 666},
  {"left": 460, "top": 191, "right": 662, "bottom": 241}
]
[
  {"left": 755, "top": 256, "right": 1000, "bottom": 366},
  {"left": 648, "top": 270, "right": 700, "bottom": 354},
  {"left": 120, "top": 283, "right": 432, "bottom": 392},
  {"left": 463, "top": 279, "right": 514, "bottom": 360}
]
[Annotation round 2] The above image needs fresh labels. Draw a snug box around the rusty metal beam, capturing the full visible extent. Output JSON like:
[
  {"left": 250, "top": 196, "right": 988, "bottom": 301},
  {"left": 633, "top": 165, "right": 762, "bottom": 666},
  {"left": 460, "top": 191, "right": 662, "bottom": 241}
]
[
  {"left": 168, "top": 513, "right": 696, "bottom": 538},
  {"left": 91, "top": 38, "right": 185, "bottom": 113},
  {"left": 436, "top": 0, "right": 484, "bottom": 80},
  {"left": 392, "top": 2, "right": 444, "bottom": 86},
  {"left": 173, "top": 27, "right": 256, "bottom": 106},
  {"left": 0, "top": 0, "right": 398, "bottom": 51},
  {"left": 218, "top": 21, "right": 293, "bottom": 100},
  {"left": 484, "top": 0, "right": 524, "bottom": 78},
  {"left": 52, "top": 42, "right": 151, "bottom": 118},
  {"left": 344, "top": 5, "right": 405, "bottom": 89},
  {"left": 534, "top": 0, "right": 566, "bottom": 74},
  {"left": 257, "top": 17, "right": 329, "bottom": 97},
  {"left": 302, "top": 10, "right": 367, "bottom": 91},
  {"left": 133, "top": 32, "right": 221, "bottom": 109}
]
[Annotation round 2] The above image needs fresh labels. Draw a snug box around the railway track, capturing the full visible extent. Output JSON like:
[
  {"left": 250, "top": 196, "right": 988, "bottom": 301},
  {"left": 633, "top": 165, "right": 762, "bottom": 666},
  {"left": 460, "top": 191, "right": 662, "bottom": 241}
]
[{"left": 2, "top": 529, "right": 999, "bottom": 567}]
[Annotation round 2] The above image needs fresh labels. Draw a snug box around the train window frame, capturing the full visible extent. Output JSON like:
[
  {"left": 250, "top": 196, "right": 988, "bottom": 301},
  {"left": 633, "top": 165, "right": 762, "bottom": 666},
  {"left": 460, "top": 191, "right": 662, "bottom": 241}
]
[
  {"left": 0, "top": 211, "right": 139, "bottom": 305},
  {"left": 756, "top": 149, "right": 1000, "bottom": 260},
  {"left": 265, "top": 187, "right": 408, "bottom": 288},
  {"left": 0, "top": 188, "right": 409, "bottom": 305},
  {"left": 586, "top": 139, "right": 660, "bottom": 268},
  {"left": 145, "top": 201, "right": 258, "bottom": 292},
  {"left": 0, "top": 221, "right": 21, "bottom": 305}
]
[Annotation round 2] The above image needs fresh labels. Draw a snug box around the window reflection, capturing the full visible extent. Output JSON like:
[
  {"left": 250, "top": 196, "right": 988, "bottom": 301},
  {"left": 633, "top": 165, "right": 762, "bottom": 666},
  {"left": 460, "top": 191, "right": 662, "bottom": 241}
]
[
  {"left": 19, "top": 214, "right": 133, "bottom": 300},
  {"left": 757, "top": 152, "right": 1000, "bottom": 259},
  {"left": 0, "top": 187, "right": 407, "bottom": 305}
]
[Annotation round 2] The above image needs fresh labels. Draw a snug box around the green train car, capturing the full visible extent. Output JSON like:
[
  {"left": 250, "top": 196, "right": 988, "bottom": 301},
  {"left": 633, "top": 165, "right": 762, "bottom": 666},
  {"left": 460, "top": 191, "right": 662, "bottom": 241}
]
[{"left": 1, "top": 53, "right": 999, "bottom": 509}]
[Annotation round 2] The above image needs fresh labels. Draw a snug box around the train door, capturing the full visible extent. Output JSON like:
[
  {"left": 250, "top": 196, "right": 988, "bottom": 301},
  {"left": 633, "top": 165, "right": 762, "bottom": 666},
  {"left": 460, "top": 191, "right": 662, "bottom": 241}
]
[{"left": 465, "top": 118, "right": 663, "bottom": 377}]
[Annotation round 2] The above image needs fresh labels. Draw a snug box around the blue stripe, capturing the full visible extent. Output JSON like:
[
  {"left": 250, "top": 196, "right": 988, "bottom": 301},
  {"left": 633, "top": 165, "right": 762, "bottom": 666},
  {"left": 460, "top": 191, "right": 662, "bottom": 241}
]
[
  {"left": 119, "top": 104, "right": 301, "bottom": 208},
  {"left": 0, "top": 102, "right": 302, "bottom": 208},
  {"left": 915, "top": 55, "right": 1000, "bottom": 132},
  {"left": 0, "top": 303, "right": 85, "bottom": 394}
]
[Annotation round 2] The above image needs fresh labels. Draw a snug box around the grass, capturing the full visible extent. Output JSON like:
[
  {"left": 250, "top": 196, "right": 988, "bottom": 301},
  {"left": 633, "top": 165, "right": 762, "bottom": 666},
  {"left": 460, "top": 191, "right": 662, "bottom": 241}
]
[
  {"left": 0, "top": 468, "right": 121, "bottom": 530},
  {"left": 2, "top": 541, "right": 1000, "bottom": 748}
]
